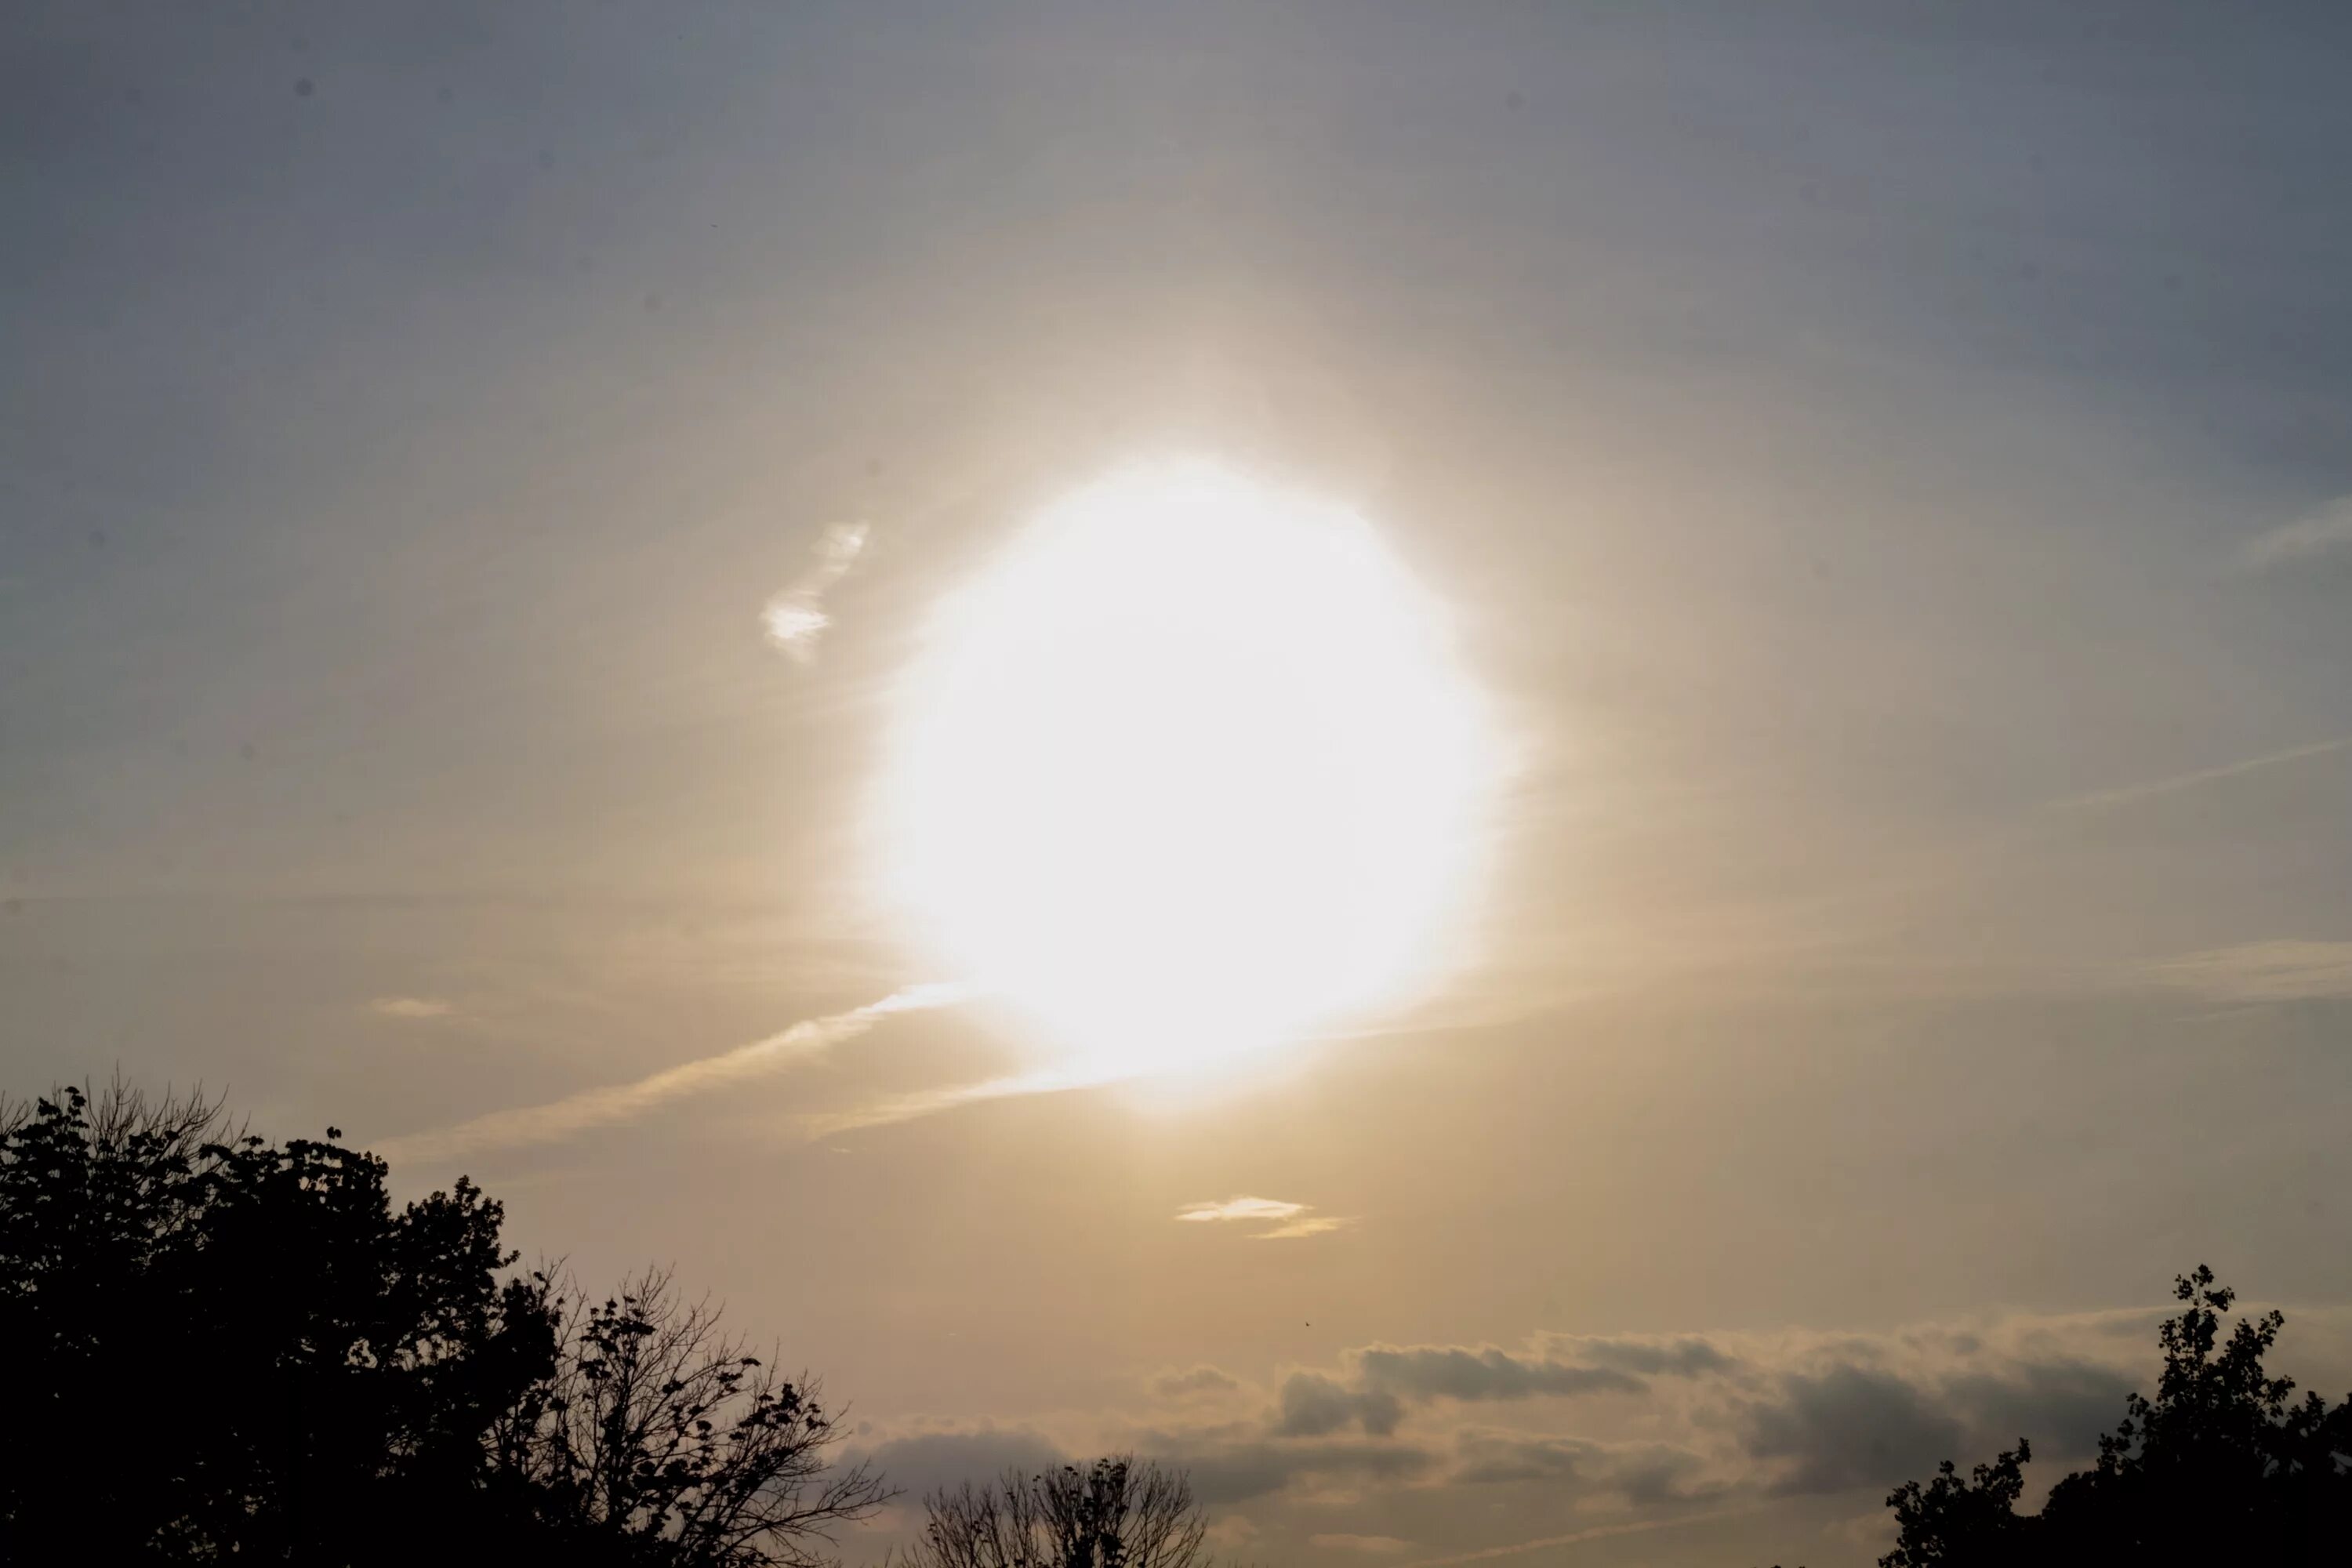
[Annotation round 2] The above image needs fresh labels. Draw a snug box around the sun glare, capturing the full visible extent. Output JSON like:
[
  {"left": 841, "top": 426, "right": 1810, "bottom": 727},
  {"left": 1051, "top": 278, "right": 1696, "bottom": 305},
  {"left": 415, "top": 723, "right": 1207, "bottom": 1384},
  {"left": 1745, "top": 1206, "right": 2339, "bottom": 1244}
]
[{"left": 881, "top": 460, "right": 1493, "bottom": 1082}]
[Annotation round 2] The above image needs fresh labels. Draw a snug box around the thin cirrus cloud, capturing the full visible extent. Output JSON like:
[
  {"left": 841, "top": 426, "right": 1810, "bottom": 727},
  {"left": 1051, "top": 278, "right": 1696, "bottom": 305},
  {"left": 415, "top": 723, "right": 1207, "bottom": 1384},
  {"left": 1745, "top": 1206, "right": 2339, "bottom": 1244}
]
[
  {"left": 762, "top": 521, "right": 868, "bottom": 663},
  {"left": 369, "top": 996, "right": 452, "bottom": 1020},
  {"left": 2242, "top": 494, "right": 2352, "bottom": 568},
  {"left": 1174, "top": 1196, "right": 1351, "bottom": 1240},
  {"left": 2143, "top": 939, "right": 2352, "bottom": 1004},
  {"left": 376, "top": 982, "right": 967, "bottom": 1163},
  {"left": 2044, "top": 735, "right": 2351, "bottom": 814}
]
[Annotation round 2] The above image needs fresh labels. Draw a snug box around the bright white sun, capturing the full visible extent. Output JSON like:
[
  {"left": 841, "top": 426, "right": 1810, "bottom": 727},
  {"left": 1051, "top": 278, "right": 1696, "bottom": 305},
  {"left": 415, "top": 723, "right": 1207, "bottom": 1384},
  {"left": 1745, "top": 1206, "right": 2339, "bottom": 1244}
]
[{"left": 881, "top": 459, "right": 1492, "bottom": 1081}]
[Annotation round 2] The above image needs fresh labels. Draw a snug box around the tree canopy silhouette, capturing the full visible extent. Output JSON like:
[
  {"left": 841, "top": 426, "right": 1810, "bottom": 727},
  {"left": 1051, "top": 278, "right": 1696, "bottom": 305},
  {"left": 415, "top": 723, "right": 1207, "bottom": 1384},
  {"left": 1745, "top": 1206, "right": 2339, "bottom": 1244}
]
[
  {"left": 1877, "top": 1265, "right": 2352, "bottom": 1567},
  {"left": 0, "top": 1082, "right": 884, "bottom": 1566}
]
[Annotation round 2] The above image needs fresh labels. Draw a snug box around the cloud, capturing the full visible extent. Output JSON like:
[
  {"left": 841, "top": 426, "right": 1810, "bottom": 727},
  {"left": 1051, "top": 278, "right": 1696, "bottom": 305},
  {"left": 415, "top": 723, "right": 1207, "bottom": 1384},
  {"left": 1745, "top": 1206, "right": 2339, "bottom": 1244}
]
[
  {"left": 1741, "top": 1363, "right": 1966, "bottom": 1496},
  {"left": 1204, "top": 1515, "right": 1259, "bottom": 1552},
  {"left": 1355, "top": 1345, "right": 1646, "bottom": 1403},
  {"left": 847, "top": 1300, "right": 2310, "bottom": 1566},
  {"left": 1222, "top": 1309, "right": 2155, "bottom": 1510},
  {"left": 799, "top": 1065, "right": 1073, "bottom": 1139},
  {"left": 763, "top": 521, "right": 868, "bottom": 663},
  {"left": 1153, "top": 1366, "right": 1242, "bottom": 1399},
  {"left": 1737, "top": 1349, "right": 2132, "bottom": 1497},
  {"left": 1450, "top": 1431, "right": 1713, "bottom": 1504},
  {"left": 1260, "top": 1341, "right": 1650, "bottom": 1446},
  {"left": 1150, "top": 1435, "right": 1440, "bottom": 1505},
  {"left": 1176, "top": 1195, "right": 1350, "bottom": 1240},
  {"left": 1177, "top": 1196, "right": 1306, "bottom": 1224},
  {"left": 1311, "top": 1534, "right": 1414, "bottom": 1554},
  {"left": 376, "top": 982, "right": 966, "bottom": 1163},
  {"left": 1402, "top": 1508, "right": 1762, "bottom": 1568},
  {"left": 858, "top": 1426, "right": 1068, "bottom": 1502},
  {"left": 1539, "top": 1334, "right": 1737, "bottom": 1377},
  {"left": 1257, "top": 1215, "right": 1352, "bottom": 1240},
  {"left": 2046, "top": 735, "right": 2350, "bottom": 812},
  {"left": 1447, "top": 1432, "right": 1592, "bottom": 1486},
  {"left": 2243, "top": 494, "right": 2352, "bottom": 567},
  {"left": 369, "top": 996, "right": 451, "bottom": 1020},
  {"left": 1276, "top": 1374, "right": 1406, "bottom": 1438},
  {"left": 2144, "top": 939, "right": 2352, "bottom": 1003}
]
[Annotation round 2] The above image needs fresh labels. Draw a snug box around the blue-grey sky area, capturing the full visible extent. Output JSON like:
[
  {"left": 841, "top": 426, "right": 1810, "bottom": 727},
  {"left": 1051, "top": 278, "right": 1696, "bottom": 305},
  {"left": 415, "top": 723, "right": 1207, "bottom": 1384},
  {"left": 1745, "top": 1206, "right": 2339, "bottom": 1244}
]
[{"left": 5, "top": 4, "right": 2352, "bottom": 1564}]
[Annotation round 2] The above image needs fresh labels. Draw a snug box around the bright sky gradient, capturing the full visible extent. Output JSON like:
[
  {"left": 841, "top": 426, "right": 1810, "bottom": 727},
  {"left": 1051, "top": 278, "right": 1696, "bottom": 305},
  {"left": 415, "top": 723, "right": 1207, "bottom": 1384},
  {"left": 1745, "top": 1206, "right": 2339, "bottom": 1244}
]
[{"left": 6, "top": 4, "right": 2352, "bottom": 1565}]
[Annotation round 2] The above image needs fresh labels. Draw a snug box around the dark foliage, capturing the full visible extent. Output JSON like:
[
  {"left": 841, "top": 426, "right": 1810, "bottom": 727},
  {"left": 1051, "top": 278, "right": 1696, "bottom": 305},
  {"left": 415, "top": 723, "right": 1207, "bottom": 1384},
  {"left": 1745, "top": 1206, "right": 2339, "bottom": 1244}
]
[
  {"left": 0, "top": 1083, "right": 882, "bottom": 1566},
  {"left": 902, "top": 1457, "right": 1213, "bottom": 1568},
  {"left": 495, "top": 1267, "right": 889, "bottom": 1567},
  {"left": 1878, "top": 1265, "right": 2352, "bottom": 1567}
]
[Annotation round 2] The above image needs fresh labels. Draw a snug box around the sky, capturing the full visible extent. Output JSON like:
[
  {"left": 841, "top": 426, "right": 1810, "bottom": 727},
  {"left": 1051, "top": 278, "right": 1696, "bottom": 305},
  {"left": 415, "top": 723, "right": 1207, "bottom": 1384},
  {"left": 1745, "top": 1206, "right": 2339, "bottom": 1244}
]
[{"left": 6, "top": 2, "right": 2352, "bottom": 1563}]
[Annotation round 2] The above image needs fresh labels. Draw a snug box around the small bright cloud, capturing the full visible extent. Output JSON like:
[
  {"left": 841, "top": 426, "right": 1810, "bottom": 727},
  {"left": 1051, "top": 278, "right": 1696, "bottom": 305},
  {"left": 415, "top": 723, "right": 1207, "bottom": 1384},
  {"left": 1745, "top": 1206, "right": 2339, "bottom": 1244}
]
[
  {"left": 1176, "top": 1196, "right": 1308, "bottom": 1224},
  {"left": 1174, "top": 1195, "right": 1350, "bottom": 1240},
  {"left": 764, "top": 521, "right": 868, "bottom": 663},
  {"left": 370, "top": 996, "right": 451, "bottom": 1020},
  {"left": 1205, "top": 1516, "right": 1260, "bottom": 1552},
  {"left": 764, "top": 601, "right": 830, "bottom": 645},
  {"left": 2244, "top": 495, "right": 2352, "bottom": 568}
]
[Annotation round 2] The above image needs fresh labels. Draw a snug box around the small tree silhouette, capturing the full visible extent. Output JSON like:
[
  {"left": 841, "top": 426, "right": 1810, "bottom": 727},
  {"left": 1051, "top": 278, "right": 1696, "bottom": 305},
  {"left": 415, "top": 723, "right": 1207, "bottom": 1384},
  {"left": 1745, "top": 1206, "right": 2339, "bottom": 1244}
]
[{"left": 904, "top": 1456, "right": 1214, "bottom": 1568}]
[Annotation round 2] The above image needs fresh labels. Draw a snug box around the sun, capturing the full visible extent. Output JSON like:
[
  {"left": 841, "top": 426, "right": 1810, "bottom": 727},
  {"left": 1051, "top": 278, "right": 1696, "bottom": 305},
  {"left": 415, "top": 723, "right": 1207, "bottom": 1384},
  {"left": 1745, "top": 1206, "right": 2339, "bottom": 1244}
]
[{"left": 880, "top": 459, "right": 1493, "bottom": 1082}]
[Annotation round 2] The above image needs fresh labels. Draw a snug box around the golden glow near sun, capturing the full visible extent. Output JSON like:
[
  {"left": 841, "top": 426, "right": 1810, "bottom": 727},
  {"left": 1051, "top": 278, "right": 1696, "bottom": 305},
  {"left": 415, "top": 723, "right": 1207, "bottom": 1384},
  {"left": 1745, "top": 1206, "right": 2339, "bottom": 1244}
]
[{"left": 882, "top": 460, "right": 1494, "bottom": 1082}]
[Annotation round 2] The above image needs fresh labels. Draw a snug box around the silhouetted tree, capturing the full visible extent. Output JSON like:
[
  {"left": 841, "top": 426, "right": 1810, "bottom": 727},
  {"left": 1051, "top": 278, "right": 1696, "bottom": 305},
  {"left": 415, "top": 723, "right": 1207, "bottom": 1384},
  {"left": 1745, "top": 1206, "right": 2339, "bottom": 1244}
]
[
  {"left": 1878, "top": 1265, "right": 2352, "bottom": 1567},
  {"left": 1878, "top": 1441, "right": 2032, "bottom": 1567},
  {"left": 490, "top": 1267, "right": 888, "bottom": 1566},
  {"left": 0, "top": 1082, "right": 554, "bottom": 1563},
  {"left": 904, "top": 1457, "right": 1212, "bottom": 1568},
  {"left": 0, "top": 1082, "right": 883, "bottom": 1566}
]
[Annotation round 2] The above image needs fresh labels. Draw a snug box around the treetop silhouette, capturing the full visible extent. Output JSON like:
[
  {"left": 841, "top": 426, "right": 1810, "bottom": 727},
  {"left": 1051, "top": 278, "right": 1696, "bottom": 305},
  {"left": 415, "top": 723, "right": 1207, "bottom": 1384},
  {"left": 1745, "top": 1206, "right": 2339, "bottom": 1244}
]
[
  {"left": 1877, "top": 1265, "right": 2352, "bottom": 1567},
  {"left": 0, "top": 1082, "right": 884, "bottom": 1566}
]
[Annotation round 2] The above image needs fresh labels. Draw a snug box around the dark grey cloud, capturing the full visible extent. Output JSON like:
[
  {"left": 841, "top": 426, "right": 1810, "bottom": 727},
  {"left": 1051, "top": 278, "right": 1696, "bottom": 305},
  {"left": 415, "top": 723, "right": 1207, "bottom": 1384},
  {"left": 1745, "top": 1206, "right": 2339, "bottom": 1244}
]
[
  {"left": 1559, "top": 1335, "right": 1737, "bottom": 1378},
  {"left": 1154, "top": 1436, "right": 1440, "bottom": 1507},
  {"left": 1451, "top": 1430, "right": 1715, "bottom": 1507},
  {"left": 1742, "top": 1355, "right": 2135, "bottom": 1496},
  {"left": 1275, "top": 1372, "right": 1405, "bottom": 1438},
  {"left": 861, "top": 1428, "right": 1069, "bottom": 1503},
  {"left": 1450, "top": 1432, "right": 1592, "bottom": 1486},
  {"left": 1744, "top": 1363, "right": 1965, "bottom": 1496},
  {"left": 1356, "top": 1345, "right": 1646, "bottom": 1403},
  {"left": 1153, "top": 1365, "right": 1241, "bottom": 1399},
  {"left": 1944, "top": 1361, "right": 2134, "bottom": 1457}
]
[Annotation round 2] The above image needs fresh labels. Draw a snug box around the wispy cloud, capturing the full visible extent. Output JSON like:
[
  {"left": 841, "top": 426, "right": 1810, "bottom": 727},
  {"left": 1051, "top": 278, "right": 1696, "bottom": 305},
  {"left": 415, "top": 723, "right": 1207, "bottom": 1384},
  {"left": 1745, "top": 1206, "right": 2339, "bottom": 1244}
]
[
  {"left": 797, "top": 1066, "right": 1081, "bottom": 1139},
  {"left": 2045, "top": 735, "right": 2350, "bottom": 812},
  {"left": 1257, "top": 1214, "right": 1351, "bottom": 1240},
  {"left": 376, "top": 982, "right": 965, "bottom": 1163},
  {"left": 370, "top": 996, "right": 452, "bottom": 1020},
  {"left": 2143, "top": 939, "right": 2352, "bottom": 1003},
  {"left": 763, "top": 521, "right": 868, "bottom": 663},
  {"left": 1175, "top": 1196, "right": 1350, "bottom": 1240},
  {"left": 1176, "top": 1196, "right": 1308, "bottom": 1224},
  {"left": 2243, "top": 494, "right": 2352, "bottom": 568},
  {"left": 1403, "top": 1506, "right": 1761, "bottom": 1567},
  {"left": 1311, "top": 1535, "right": 1414, "bottom": 1555}
]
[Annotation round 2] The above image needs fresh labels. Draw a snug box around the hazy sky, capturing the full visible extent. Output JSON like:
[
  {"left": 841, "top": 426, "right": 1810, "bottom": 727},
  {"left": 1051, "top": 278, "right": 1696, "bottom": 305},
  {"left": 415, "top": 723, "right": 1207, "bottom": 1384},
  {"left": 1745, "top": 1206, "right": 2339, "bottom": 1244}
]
[{"left": 7, "top": 4, "right": 2352, "bottom": 1564}]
